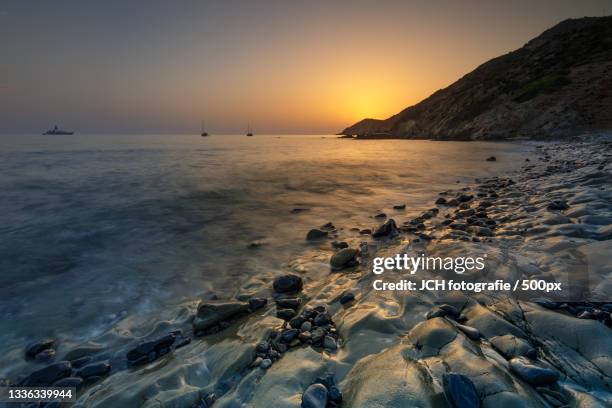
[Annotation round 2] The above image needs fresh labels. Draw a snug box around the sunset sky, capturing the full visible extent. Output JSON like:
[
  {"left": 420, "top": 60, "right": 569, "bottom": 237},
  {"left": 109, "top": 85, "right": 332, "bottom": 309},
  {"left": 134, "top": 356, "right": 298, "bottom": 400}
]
[{"left": 1, "top": 0, "right": 610, "bottom": 134}]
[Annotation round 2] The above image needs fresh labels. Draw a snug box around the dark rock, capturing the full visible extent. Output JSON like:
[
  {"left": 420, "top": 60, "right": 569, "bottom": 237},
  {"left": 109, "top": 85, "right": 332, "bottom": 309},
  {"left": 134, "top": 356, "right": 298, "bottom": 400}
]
[
  {"left": 491, "top": 335, "right": 536, "bottom": 359},
  {"left": 260, "top": 358, "right": 272, "bottom": 369},
  {"left": 25, "top": 339, "right": 56, "bottom": 359},
  {"left": 256, "top": 341, "right": 270, "bottom": 354},
  {"left": 331, "top": 241, "right": 349, "bottom": 249},
  {"left": 301, "top": 321, "right": 312, "bottom": 332},
  {"left": 53, "top": 376, "right": 84, "bottom": 391},
  {"left": 509, "top": 357, "right": 559, "bottom": 385},
  {"left": 126, "top": 334, "right": 176, "bottom": 366},
  {"left": 330, "top": 248, "right": 359, "bottom": 271},
  {"left": 486, "top": 156, "right": 497, "bottom": 161},
  {"left": 436, "top": 197, "right": 447, "bottom": 205},
  {"left": 34, "top": 349, "right": 56, "bottom": 362},
  {"left": 442, "top": 372, "right": 480, "bottom": 408},
  {"left": 313, "top": 312, "right": 331, "bottom": 326},
  {"left": 372, "top": 219, "right": 399, "bottom": 238},
  {"left": 447, "top": 199, "right": 459, "bottom": 206},
  {"left": 374, "top": 213, "right": 387, "bottom": 218},
  {"left": 359, "top": 228, "right": 372, "bottom": 235},
  {"left": 20, "top": 361, "right": 72, "bottom": 386},
  {"left": 291, "top": 208, "right": 309, "bottom": 214},
  {"left": 321, "top": 222, "right": 335, "bottom": 230},
  {"left": 339, "top": 292, "right": 355, "bottom": 305},
  {"left": 302, "top": 383, "right": 328, "bottom": 408},
  {"left": 533, "top": 298, "right": 558, "bottom": 309},
  {"left": 193, "top": 301, "right": 250, "bottom": 332},
  {"left": 457, "top": 194, "right": 474, "bottom": 203},
  {"left": 281, "top": 329, "right": 300, "bottom": 342},
  {"left": 427, "top": 304, "right": 460, "bottom": 319},
  {"left": 70, "top": 356, "right": 92, "bottom": 368},
  {"left": 76, "top": 361, "right": 111, "bottom": 378},
  {"left": 277, "top": 298, "right": 301, "bottom": 309},
  {"left": 306, "top": 229, "right": 328, "bottom": 241},
  {"left": 273, "top": 274, "right": 304, "bottom": 293},
  {"left": 290, "top": 315, "right": 306, "bottom": 329},
  {"left": 323, "top": 336, "right": 337, "bottom": 351},
  {"left": 299, "top": 331, "right": 312, "bottom": 343},
  {"left": 547, "top": 200, "right": 569, "bottom": 211},
  {"left": 311, "top": 328, "right": 325, "bottom": 343},
  {"left": 248, "top": 297, "right": 268, "bottom": 312},
  {"left": 277, "top": 308, "right": 297, "bottom": 321},
  {"left": 328, "top": 385, "right": 343, "bottom": 403},
  {"left": 393, "top": 204, "right": 406, "bottom": 210}
]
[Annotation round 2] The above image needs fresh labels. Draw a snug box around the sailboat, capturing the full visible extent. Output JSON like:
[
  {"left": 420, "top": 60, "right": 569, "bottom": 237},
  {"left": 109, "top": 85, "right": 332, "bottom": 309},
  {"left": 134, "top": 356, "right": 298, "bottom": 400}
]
[
  {"left": 200, "top": 120, "right": 208, "bottom": 137},
  {"left": 246, "top": 123, "right": 254, "bottom": 137}
]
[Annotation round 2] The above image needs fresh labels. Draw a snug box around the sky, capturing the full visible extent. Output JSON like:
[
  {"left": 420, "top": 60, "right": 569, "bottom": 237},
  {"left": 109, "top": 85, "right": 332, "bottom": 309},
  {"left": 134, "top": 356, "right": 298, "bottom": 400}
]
[{"left": 1, "top": 0, "right": 610, "bottom": 135}]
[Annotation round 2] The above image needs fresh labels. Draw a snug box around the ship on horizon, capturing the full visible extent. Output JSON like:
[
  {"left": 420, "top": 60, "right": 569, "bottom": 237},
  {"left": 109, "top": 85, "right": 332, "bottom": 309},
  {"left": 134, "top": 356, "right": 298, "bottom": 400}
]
[{"left": 43, "top": 125, "right": 74, "bottom": 135}]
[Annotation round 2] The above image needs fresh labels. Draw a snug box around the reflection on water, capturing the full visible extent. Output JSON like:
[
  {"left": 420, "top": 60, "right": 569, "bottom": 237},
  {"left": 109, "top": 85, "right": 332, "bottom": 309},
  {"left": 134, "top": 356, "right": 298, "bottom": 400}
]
[{"left": 0, "top": 134, "right": 531, "bottom": 376}]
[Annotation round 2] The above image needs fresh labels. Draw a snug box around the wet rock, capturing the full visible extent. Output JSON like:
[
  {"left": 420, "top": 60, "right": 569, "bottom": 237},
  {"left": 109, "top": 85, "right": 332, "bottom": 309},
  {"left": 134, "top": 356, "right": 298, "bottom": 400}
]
[
  {"left": 374, "top": 212, "right": 387, "bottom": 218},
  {"left": 456, "top": 324, "right": 481, "bottom": 341},
  {"left": 277, "top": 308, "right": 297, "bottom": 321},
  {"left": 290, "top": 315, "right": 306, "bottom": 329},
  {"left": 248, "top": 297, "right": 268, "bottom": 312},
  {"left": 20, "top": 361, "right": 72, "bottom": 386},
  {"left": 299, "top": 331, "right": 312, "bottom": 343},
  {"left": 291, "top": 208, "right": 309, "bottom": 214},
  {"left": 486, "top": 156, "right": 497, "bottom": 161},
  {"left": 75, "top": 361, "right": 111, "bottom": 379},
  {"left": 509, "top": 357, "right": 559, "bottom": 385},
  {"left": 436, "top": 197, "right": 448, "bottom": 205},
  {"left": 359, "top": 228, "right": 371, "bottom": 235},
  {"left": 302, "top": 383, "right": 328, "bottom": 408},
  {"left": 442, "top": 372, "right": 480, "bottom": 408},
  {"left": 306, "top": 229, "right": 328, "bottom": 241},
  {"left": 25, "top": 339, "right": 56, "bottom": 359},
  {"left": 34, "top": 348, "right": 56, "bottom": 362},
  {"left": 331, "top": 240, "right": 349, "bottom": 249},
  {"left": 447, "top": 198, "right": 459, "bottom": 206},
  {"left": 490, "top": 335, "right": 536, "bottom": 359},
  {"left": 126, "top": 333, "right": 176, "bottom": 366},
  {"left": 313, "top": 312, "right": 331, "bottom": 326},
  {"left": 321, "top": 222, "right": 335, "bottom": 230},
  {"left": 328, "top": 385, "right": 343, "bottom": 403},
  {"left": 281, "top": 329, "right": 300, "bottom": 342},
  {"left": 323, "top": 336, "right": 337, "bottom": 351},
  {"left": 273, "top": 274, "right": 303, "bottom": 293},
  {"left": 301, "top": 321, "right": 312, "bottom": 332},
  {"left": 393, "top": 204, "right": 406, "bottom": 210},
  {"left": 457, "top": 194, "right": 473, "bottom": 203},
  {"left": 330, "top": 248, "right": 359, "bottom": 271},
  {"left": 70, "top": 356, "right": 91, "bottom": 368},
  {"left": 547, "top": 200, "right": 569, "bottom": 211},
  {"left": 372, "top": 219, "right": 399, "bottom": 238},
  {"left": 339, "top": 292, "right": 355, "bottom": 304},
  {"left": 193, "top": 301, "right": 250, "bottom": 332},
  {"left": 311, "top": 327, "right": 325, "bottom": 344},
  {"left": 256, "top": 341, "right": 270, "bottom": 354},
  {"left": 277, "top": 298, "right": 300, "bottom": 309},
  {"left": 251, "top": 356, "right": 263, "bottom": 367},
  {"left": 260, "top": 358, "right": 272, "bottom": 369},
  {"left": 427, "top": 304, "right": 460, "bottom": 320},
  {"left": 53, "top": 376, "right": 84, "bottom": 391}
]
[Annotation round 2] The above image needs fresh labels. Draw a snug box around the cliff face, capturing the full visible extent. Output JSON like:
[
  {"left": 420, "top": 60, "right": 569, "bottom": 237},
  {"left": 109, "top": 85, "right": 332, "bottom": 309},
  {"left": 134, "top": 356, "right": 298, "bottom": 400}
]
[{"left": 341, "top": 16, "right": 612, "bottom": 140}]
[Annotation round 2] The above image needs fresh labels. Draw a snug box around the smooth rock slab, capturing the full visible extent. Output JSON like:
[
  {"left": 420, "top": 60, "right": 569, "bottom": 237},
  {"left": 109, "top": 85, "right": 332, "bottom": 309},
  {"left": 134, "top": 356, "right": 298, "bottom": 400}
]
[
  {"left": 301, "top": 383, "right": 328, "bottom": 408},
  {"left": 443, "top": 372, "right": 480, "bottom": 408},
  {"left": 509, "top": 357, "right": 559, "bottom": 385}
]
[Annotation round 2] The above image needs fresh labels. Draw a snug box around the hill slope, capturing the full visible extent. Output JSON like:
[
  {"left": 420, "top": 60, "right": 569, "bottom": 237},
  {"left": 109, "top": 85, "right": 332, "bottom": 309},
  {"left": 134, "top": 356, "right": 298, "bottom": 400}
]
[{"left": 341, "top": 16, "right": 612, "bottom": 140}]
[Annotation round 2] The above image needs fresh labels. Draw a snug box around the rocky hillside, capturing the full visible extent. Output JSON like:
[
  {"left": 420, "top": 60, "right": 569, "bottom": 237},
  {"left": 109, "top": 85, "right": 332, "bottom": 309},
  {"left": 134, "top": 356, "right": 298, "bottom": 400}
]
[{"left": 341, "top": 16, "right": 612, "bottom": 140}]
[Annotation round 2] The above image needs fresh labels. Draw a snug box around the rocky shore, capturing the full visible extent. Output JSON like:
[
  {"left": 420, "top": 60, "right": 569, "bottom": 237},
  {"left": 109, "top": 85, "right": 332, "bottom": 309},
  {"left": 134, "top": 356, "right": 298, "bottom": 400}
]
[{"left": 5, "top": 135, "right": 611, "bottom": 407}]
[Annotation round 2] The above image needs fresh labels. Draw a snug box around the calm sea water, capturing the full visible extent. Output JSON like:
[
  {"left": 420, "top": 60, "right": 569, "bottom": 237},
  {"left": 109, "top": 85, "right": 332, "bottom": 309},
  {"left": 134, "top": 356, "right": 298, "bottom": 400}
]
[{"left": 0, "top": 134, "right": 532, "bottom": 377}]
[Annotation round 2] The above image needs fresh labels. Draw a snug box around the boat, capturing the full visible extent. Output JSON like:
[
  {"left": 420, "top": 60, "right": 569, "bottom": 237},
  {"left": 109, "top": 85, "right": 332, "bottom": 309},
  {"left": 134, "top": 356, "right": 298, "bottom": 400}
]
[
  {"left": 43, "top": 125, "right": 74, "bottom": 135},
  {"left": 246, "top": 124, "right": 254, "bottom": 136},
  {"left": 200, "top": 120, "right": 208, "bottom": 137}
]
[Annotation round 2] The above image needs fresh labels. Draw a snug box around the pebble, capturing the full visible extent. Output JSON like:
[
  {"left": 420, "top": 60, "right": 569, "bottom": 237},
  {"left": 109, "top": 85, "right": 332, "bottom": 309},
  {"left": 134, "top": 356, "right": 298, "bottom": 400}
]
[
  {"left": 547, "top": 200, "right": 569, "bottom": 211},
  {"left": 330, "top": 248, "right": 359, "bottom": 270},
  {"left": 442, "top": 372, "right": 480, "bottom": 408},
  {"left": 313, "top": 312, "right": 331, "bottom": 326},
  {"left": 306, "top": 229, "right": 328, "bottom": 240},
  {"left": 290, "top": 315, "right": 306, "bottom": 329},
  {"left": 34, "top": 348, "right": 56, "bottom": 362},
  {"left": 393, "top": 204, "right": 406, "bottom": 210},
  {"left": 256, "top": 341, "right": 270, "bottom": 353},
  {"left": 277, "top": 298, "right": 301, "bottom": 309},
  {"left": 301, "top": 321, "right": 312, "bottom": 332},
  {"left": 251, "top": 357, "right": 263, "bottom": 367},
  {"left": 436, "top": 197, "right": 447, "bottom": 205},
  {"left": 339, "top": 292, "right": 355, "bottom": 304},
  {"left": 301, "top": 383, "right": 328, "bottom": 408},
  {"left": 19, "top": 361, "right": 72, "bottom": 386},
  {"left": 260, "top": 358, "right": 272, "bottom": 369},
  {"left": 486, "top": 156, "right": 497, "bottom": 161},
  {"left": 281, "top": 329, "right": 300, "bottom": 342},
  {"left": 277, "top": 308, "right": 297, "bottom": 321},
  {"left": 331, "top": 240, "right": 349, "bottom": 249},
  {"left": 323, "top": 336, "right": 338, "bottom": 351},
  {"left": 25, "top": 339, "right": 56, "bottom": 359},
  {"left": 273, "top": 274, "right": 303, "bottom": 293},
  {"left": 248, "top": 297, "right": 268, "bottom": 311},
  {"left": 299, "top": 331, "right": 312, "bottom": 343},
  {"left": 372, "top": 219, "right": 399, "bottom": 238},
  {"left": 311, "top": 328, "right": 325, "bottom": 343},
  {"left": 328, "top": 385, "right": 343, "bottom": 403}
]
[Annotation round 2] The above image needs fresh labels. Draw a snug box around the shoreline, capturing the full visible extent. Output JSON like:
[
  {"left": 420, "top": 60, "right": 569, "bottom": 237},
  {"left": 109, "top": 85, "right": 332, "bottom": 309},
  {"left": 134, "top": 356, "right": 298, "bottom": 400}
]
[{"left": 6, "top": 135, "right": 611, "bottom": 407}]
